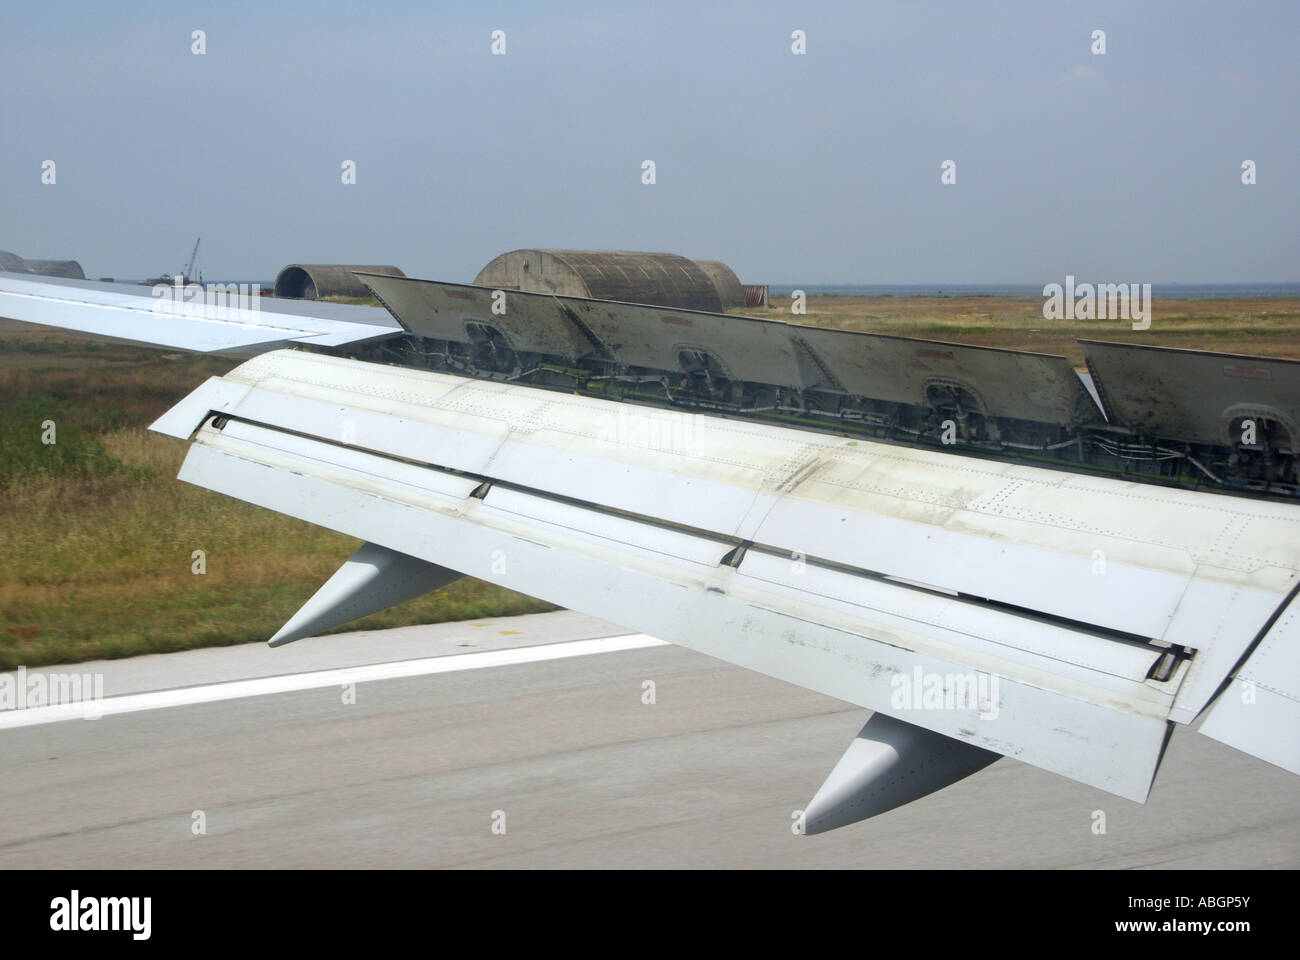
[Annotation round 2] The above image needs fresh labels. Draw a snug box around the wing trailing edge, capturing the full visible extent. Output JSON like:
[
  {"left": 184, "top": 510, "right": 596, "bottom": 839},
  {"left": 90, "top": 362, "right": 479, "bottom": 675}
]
[
  {"left": 150, "top": 349, "right": 1300, "bottom": 824},
  {"left": 1198, "top": 592, "right": 1300, "bottom": 774}
]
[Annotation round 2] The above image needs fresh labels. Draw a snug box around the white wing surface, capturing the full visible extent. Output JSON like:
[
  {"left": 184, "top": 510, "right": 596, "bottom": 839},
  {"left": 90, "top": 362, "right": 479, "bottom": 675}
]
[
  {"left": 151, "top": 349, "right": 1300, "bottom": 823},
  {"left": 0, "top": 274, "right": 400, "bottom": 354}
]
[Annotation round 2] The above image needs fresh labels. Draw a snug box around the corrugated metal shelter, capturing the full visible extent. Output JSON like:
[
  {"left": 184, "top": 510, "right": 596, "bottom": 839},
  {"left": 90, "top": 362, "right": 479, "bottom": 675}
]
[
  {"left": 274, "top": 264, "right": 405, "bottom": 300},
  {"left": 23, "top": 259, "right": 85, "bottom": 279},
  {"left": 0, "top": 253, "right": 86, "bottom": 278},
  {"left": 0, "top": 251, "right": 32, "bottom": 273},
  {"left": 474, "top": 250, "right": 725, "bottom": 312},
  {"left": 695, "top": 260, "right": 747, "bottom": 309}
]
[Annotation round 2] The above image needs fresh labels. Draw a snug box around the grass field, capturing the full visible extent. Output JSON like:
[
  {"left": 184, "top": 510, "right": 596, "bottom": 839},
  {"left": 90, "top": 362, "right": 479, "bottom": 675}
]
[
  {"left": 759, "top": 295, "right": 1300, "bottom": 365},
  {"left": 2, "top": 293, "right": 1298, "bottom": 668},
  {"left": 0, "top": 321, "right": 556, "bottom": 669}
]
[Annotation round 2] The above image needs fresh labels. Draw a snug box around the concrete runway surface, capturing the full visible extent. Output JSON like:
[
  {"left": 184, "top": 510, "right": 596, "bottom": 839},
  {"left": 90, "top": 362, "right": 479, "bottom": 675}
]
[{"left": 0, "top": 610, "right": 1295, "bottom": 869}]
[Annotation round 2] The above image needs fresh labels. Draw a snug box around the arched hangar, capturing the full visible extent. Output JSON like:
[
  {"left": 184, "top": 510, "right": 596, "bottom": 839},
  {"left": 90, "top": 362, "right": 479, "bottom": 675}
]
[
  {"left": 274, "top": 264, "right": 405, "bottom": 299},
  {"left": 473, "top": 250, "right": 744, "bottom": 313}
]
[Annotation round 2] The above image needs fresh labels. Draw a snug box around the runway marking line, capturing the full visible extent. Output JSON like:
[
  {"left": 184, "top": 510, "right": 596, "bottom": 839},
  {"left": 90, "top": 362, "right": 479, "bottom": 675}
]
[{"left": 0, "top": 634, "right": 668, "bottom": 730}]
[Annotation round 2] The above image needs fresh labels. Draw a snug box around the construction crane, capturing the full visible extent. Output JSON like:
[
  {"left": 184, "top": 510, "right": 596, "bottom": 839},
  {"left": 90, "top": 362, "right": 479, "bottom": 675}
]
[
  {"left": 182, "top": 237, "right": 201, "bottom": 284},
  {"left": 139, "top": 237, "right": 204, "bottom": 287}
]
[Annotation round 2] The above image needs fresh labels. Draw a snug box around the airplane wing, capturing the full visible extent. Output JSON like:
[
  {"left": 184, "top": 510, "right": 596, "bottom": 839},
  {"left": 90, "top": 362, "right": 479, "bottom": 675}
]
[
  {"left": 151, "top": 347, "right": 1300, "bottom": 832},
  {"left": 0, "top": 273, "right": 401, "bottom": 354},
  {"left": 6, "top": 268, "right": 1296, "bottom": 830}
]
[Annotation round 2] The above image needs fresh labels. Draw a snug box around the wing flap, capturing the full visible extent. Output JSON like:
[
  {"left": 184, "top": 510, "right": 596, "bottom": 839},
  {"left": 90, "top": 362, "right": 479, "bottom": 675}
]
[
  {"left": 1199, "top": 592, "right": 1300, "bottom": 774},
  {"left": 186, "top": 350, "right": 1300, "bottom": 697},
  {"left": 175, "top": 416, "right": 1173, "bottom": 801},
  {"left": 152, "top": 350, "right": 1300, "bottom": 797}
]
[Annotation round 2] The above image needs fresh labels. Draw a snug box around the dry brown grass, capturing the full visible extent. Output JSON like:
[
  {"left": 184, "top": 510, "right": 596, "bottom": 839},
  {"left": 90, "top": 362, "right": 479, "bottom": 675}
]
[{"left": 753, "top": 296, "right": 1300, "bottom": 366}]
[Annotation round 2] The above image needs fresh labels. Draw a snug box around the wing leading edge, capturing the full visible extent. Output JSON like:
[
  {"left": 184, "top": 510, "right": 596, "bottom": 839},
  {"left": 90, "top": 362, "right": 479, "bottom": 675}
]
[{"left": 0, "top": 274, "right": 401, "bottom": 354}]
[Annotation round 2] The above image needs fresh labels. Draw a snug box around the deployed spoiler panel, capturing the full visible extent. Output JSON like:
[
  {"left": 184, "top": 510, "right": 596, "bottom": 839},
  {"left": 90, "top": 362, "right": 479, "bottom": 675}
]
[
  {"left": 1082, "top": 339, "right": 1300, "bottom": 449},
  {"left": 357, "top": 275, "right": 1299, "bottom": 497},
  {"left": 359, "top": 274, "right": 1102, "bottom": 427}
]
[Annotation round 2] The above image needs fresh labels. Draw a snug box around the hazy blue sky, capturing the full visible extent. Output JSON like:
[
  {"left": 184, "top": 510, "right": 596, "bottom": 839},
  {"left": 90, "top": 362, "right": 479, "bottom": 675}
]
[{"left": 2, "top": 1, "right": 1295, "bottom": 283}]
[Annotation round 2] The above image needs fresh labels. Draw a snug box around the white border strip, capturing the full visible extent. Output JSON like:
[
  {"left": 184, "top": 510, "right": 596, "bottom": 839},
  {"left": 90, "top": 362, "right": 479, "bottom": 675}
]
[{"left": 0, "top": 634, "right": 668, "bottom": 730}]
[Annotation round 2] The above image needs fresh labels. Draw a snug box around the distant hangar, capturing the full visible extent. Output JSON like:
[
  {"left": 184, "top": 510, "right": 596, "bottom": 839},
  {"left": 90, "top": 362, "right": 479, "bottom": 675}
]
[
  {"left": 0, "top": 250, "right": 85, "bottom": 279},
  {"left": 474, "top": 249, "right": 749, "bottom": 312},
  {"left": 274, "top": 264, "right": 405, "bottom": 300}
]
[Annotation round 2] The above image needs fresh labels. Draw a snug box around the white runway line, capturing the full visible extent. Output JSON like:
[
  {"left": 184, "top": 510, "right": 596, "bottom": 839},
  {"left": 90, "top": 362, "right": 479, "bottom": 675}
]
[{"left": 0, "top": 634, "right": 668, "bottom": 730}]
